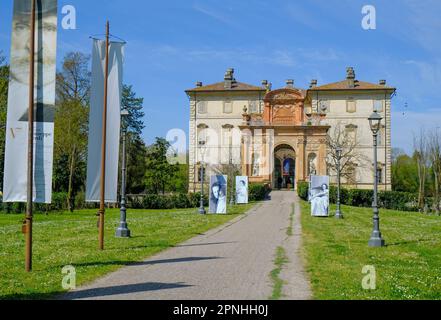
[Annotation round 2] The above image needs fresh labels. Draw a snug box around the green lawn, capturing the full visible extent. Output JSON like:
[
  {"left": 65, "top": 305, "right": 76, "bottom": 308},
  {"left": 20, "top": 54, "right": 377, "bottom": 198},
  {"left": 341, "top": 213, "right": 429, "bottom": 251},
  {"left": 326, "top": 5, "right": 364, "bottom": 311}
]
[
  {"left": 300, "top": 201, "right": 441, "bottom": 300},
  {"left": 0, "top": 203, "right": 255, "bottom": 300}
]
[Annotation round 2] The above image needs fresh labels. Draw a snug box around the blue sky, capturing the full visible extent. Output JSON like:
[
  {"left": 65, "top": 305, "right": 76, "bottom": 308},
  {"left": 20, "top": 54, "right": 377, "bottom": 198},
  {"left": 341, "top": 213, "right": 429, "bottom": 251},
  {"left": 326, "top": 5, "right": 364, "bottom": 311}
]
[{"left": 1, "top": 0, "right": 441, "bottom": 153}]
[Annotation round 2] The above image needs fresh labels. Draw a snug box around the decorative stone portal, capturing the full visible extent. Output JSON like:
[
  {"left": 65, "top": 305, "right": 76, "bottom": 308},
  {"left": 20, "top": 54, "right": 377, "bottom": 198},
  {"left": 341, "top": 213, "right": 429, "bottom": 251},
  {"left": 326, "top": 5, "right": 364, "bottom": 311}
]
[
  {"left": 239, "top": 87, "right": 330, "bottom": 188},
  {"left": 274, "top": 144, "right": 296, "bottom": 190}
]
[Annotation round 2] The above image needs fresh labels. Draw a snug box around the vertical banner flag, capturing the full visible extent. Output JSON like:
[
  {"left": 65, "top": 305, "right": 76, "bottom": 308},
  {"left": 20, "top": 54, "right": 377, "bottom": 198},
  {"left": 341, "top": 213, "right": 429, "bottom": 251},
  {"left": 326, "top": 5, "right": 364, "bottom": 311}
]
[
  {"left": 209, "top": 175, "right": 228, "bottom": 214},
  {"left": 3, "top": 0, "right": 58, "bottom": 203},
  {"left": 86, "top": 39, "right": 124, "bottom": 203},
  {"left": 235, "top": 176, "right": 249, "bottom": 204},
  {"left": 310, "top": 175, "right": 330, "bottom": 217}
]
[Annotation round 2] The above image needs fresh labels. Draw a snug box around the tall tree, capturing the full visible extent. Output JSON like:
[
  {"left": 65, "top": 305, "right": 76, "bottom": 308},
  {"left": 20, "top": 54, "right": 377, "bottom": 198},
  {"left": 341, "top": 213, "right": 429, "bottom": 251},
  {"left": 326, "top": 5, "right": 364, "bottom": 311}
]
[
  {"left": 145, "top": 138, "right": 179, "bottom": 195},
  {"left": 428, "top": 129, "right": 441, "bottom": 215},
  {"left": 56, "top": 52, "right": 91, "bottom": 104},
  {"left": 413, "top": 129, "right": 429, "bottom": 212},
  {"left": 54, "top": 52, "right": 90, "bottom": 211},
  {"left": 119, "top": 85, "right": 146, "bottom": 195},
  {"left": 0, "top": 52, "right": 9, "bottom": 192},
  {"left": 121, "top": 84, "right": 145, "bottom": 135},
  {"left": 125, "top": 133, "right": 148, "bottom": 194},
  {"left": 392, "top": 153, "right": 419, "bottom": 193}
]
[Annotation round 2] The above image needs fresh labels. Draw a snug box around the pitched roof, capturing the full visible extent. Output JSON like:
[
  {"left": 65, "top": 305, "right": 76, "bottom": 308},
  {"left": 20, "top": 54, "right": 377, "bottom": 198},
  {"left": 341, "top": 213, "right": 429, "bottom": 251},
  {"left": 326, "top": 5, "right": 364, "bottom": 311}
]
[
  {"left": 309, "top": 80, "right": 395, "bottom": 91},
  {"left": 186, "top": 81, "right": 266, "bottom": 93}
]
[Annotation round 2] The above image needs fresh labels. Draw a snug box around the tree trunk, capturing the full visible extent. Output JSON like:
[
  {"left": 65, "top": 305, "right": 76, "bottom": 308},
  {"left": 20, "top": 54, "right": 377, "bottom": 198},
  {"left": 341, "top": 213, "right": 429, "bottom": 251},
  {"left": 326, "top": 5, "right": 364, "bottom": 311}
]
[
  {"left": 434, "top": 170, "right": 440, "bottom": 215},
  {"left": 67, "top": 146, "right": 76, "bottom": 212},
  {"left": 417, "top": 161, "right": 426, "bottom": 212}
]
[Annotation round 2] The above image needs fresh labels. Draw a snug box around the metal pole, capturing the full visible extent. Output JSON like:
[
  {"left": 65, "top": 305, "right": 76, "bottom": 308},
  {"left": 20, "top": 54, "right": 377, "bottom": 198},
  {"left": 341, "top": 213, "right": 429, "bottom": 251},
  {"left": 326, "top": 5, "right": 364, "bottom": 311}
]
[
  {"left": 25, "top": 0, "right": 36, "bottom": 273},
  {"left": 99, "top": 21, "right": 110, "bottom": 250},
  {"left": 369, "top": 132, "right": 385, "bottom": 247},
  {"left": 229, "top": 141, "right": 235, "bottom": 205},
  {"left": 116, "top": 123, "right": 130, "bottom": 237},
  {"left": 335, "top": 151, "right": 343, "bottom": 219},
  {"left": 198, "top": 143, "right": 206, "bottom": 215}
]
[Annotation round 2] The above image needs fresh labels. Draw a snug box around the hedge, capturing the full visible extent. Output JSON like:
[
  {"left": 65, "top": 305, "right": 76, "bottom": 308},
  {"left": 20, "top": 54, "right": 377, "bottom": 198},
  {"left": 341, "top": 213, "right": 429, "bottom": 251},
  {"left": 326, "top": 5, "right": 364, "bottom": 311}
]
[
  {"left": 297, "top": 181, "right": 420, "bottom": 212},
  {"left": 249, "top": 183, "right": 271, "bottom": 202},
  {"left": 1, "top": 184, "right": 270, "bottom": 213}
]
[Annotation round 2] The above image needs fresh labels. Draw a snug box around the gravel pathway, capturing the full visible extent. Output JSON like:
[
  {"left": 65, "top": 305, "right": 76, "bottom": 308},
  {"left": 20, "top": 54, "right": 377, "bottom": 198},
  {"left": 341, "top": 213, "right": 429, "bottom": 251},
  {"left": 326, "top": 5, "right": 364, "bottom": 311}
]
[{"left": 61, "top": 191, "right": 311, "bottom": 300}]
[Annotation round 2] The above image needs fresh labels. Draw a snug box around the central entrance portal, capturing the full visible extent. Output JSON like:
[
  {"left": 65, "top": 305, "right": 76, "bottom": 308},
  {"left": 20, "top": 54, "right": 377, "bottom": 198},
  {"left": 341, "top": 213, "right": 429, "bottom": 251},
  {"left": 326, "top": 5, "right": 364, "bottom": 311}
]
[{"left": 274, "top": 144, "right": 296, "bottom": 190}]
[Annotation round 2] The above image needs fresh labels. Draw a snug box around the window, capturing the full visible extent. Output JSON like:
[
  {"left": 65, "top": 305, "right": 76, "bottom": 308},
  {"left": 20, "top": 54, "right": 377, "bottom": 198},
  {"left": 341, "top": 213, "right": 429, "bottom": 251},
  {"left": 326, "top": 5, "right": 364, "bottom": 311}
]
[
  {"left": 318, "top": 100, "right": 330, "bottom": 114},
  {"left": 197, "top": 124, "right": 209, "bottom": 145},
  {"left": 346, "top": 98, "right": 357, "bottom": 113},
  {"left": 377, "top": 126, "right": 385, "bottom": 146},
  {"left": 197, "top": 101, "right": 207, "bottom": 114},
  {"left": 345, "top": 124, "right": 358, "bottom": 141},
  {"left": 374, "top": 100, "right": 384, "bottom": 112},
  {"left": 252, "top": 153, "right": 260, "bottom": 177},
  {"left": 223, "top": 99, "right": 233, "bottom": 114},
  {"left": 249, "top": 100, "right": 259, "bottom": 113},
  {"left": 345, "top": 164, "right": 357, "bottom": 184},
  {"left": 222, "top": 125, "right": 234, "bottom": 145}
]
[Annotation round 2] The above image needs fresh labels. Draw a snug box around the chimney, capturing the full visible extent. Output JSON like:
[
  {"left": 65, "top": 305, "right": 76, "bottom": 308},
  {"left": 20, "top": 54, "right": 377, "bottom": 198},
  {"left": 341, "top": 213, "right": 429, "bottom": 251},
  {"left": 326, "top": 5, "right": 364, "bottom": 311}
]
[
  {"left": 309, "top": 79, "right": 318, "bottom": 89},
  {"left": 286, "top": 79, "right": 294, "bottom": 88},
  {"left": 224, "top": 68, "right": 235, "bottom": 89},
  {"left": 196, "top": 81, "right": 203, "bottom": 87},
  {"left": 379, "top": 79, "right": 387, "bottom": 86},
  {"left": 346, "top": 67, "right": 355, "bottom": 88}
]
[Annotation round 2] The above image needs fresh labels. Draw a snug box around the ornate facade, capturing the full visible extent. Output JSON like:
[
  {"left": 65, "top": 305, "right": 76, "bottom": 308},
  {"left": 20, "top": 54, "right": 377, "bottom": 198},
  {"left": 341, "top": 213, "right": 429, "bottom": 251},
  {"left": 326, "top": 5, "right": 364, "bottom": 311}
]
[{"left": 186, "top": 68, "right": 395, "bottom": 192}]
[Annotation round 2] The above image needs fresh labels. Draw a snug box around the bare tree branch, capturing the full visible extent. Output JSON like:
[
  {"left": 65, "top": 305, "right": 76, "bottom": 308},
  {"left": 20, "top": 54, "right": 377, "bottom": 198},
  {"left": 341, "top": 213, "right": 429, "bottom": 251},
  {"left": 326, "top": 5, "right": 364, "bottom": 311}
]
[
  {"left": 428, "top": 129, "right": 441, "bottom": 215},
  {"left": 326, "top": 122, "right": 368, "bottom": 184}
]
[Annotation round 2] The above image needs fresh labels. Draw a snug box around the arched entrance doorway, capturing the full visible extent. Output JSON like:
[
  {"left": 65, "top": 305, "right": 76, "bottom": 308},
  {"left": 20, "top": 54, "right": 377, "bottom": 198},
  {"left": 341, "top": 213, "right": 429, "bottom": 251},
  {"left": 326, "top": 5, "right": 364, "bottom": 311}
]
[{"left": 274, "top": 144, "right": 296, "bottom": 190}]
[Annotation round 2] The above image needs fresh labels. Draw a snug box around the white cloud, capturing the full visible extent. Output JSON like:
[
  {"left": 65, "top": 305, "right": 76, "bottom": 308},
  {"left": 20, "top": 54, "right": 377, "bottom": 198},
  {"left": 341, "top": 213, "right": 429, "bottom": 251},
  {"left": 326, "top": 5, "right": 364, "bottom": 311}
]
[{"left": 192, "top": 3, "right": 236, "bottom": 27}]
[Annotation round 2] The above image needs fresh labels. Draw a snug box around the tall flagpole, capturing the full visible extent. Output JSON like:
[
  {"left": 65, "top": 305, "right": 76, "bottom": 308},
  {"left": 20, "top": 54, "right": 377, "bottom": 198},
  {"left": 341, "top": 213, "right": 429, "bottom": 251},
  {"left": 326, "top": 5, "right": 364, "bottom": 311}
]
[
  {"left": 25, "top": 0, "right": 36, "bottom": 273},
  {"left": 99, "top": 21, "right": 110, "bottom": 250}
]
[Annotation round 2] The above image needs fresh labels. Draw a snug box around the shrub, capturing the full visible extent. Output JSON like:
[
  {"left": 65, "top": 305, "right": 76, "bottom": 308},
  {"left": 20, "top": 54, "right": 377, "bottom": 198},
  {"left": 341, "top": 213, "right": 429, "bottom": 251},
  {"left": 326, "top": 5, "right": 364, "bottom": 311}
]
[
  {"left": 296, "top": 182, "right": 421, "bottom": 212},
  {"left": 379, "top": 191, "right": 418, "bottom": 212},
  {"left": 297, "top": 182, "right": 309, "bottom": 201},
  {"left": 188, "top": 193, "right": 209, "bottom": 208},
  {"left": 347, "top": 189, "right": 373, "bottom": 207},
  {"left": 249, "top": 184, "right": 271, "bottom": 201}
]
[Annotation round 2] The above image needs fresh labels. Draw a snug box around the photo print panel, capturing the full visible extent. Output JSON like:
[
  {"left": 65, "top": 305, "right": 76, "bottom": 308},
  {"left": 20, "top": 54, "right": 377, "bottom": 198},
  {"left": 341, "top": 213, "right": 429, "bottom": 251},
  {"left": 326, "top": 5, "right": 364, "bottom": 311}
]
[
  {"left": 310, "top": 176, "right": 330, "bottom": 217},
  {"left": 209, "top": 175, "right": 228, "bottom": 214}
]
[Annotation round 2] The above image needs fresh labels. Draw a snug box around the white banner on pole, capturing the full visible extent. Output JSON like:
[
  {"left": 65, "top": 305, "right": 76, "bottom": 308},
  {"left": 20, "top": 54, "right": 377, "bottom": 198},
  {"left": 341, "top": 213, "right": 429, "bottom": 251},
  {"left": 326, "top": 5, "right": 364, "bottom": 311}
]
[
  {"left": 86, "top": 39, "right": 124, "bottom": 203},
  {"left": 209, "top": 175, "right": 228, "bottom": 214},
  {"left": 236, "top": 176, "right": 249, "bottom": 204},
  {"left": 3, "top": 0, "right": 58, "bottom": 203},
  {"left": 310, "top": 175, "right": 330, "bottom": 217}
]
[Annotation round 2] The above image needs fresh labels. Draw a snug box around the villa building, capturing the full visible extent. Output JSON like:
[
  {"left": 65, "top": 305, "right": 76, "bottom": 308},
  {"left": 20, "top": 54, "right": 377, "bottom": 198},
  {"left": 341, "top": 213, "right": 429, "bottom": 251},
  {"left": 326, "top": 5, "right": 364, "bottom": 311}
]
[{"left": 186, "top": 68, "right": 395, "bottom": 192}]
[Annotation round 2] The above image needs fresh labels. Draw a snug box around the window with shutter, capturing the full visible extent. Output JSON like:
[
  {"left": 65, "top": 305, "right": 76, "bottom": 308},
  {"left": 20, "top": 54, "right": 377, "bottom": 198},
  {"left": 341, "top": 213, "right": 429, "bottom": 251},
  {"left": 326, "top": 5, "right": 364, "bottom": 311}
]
[
  {"left": 249, "top": 100, "right": 258, "bottom": 113},
  {"left": 374, "top": 100, "right": 384, "bottom": 112},
  {"left": 197, "top": 101, "right": 207, "bottom": 114},
  {"left": 346, "top": 98, "right": 357, "bottom": 113},
  {"left": 224, "top": 100, "right": 233, "bottom": 114}
]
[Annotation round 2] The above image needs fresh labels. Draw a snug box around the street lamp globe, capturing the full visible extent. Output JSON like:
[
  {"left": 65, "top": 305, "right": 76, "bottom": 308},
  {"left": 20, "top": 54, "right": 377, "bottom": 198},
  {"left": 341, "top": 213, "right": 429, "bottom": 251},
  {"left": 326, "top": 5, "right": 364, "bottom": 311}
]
[
  {"left": 368, "top": 111, "right": 383, "bottom": 134},
  {"left": 336, "top": 147, "right": 343, "bottom": 159}
]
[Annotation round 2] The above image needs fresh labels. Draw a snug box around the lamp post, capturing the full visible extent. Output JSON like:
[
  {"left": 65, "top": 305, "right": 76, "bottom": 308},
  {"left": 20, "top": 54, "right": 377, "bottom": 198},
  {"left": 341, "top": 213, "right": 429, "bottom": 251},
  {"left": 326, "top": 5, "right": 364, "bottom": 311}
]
[
  {"left": 198, "top": 140, "right": 207, "bottom": 215},
  {"left": 368, "top": 111, "right": 386, "bottom": 247},
  {"left": 116, "top": 109, "right": 131, "bottom": 238},
  {"left": 335, "top": 147, "right": 344, "bottom": 219},
  {"left": 229, "top": 141, "right": 235, "bottom": 206}
]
